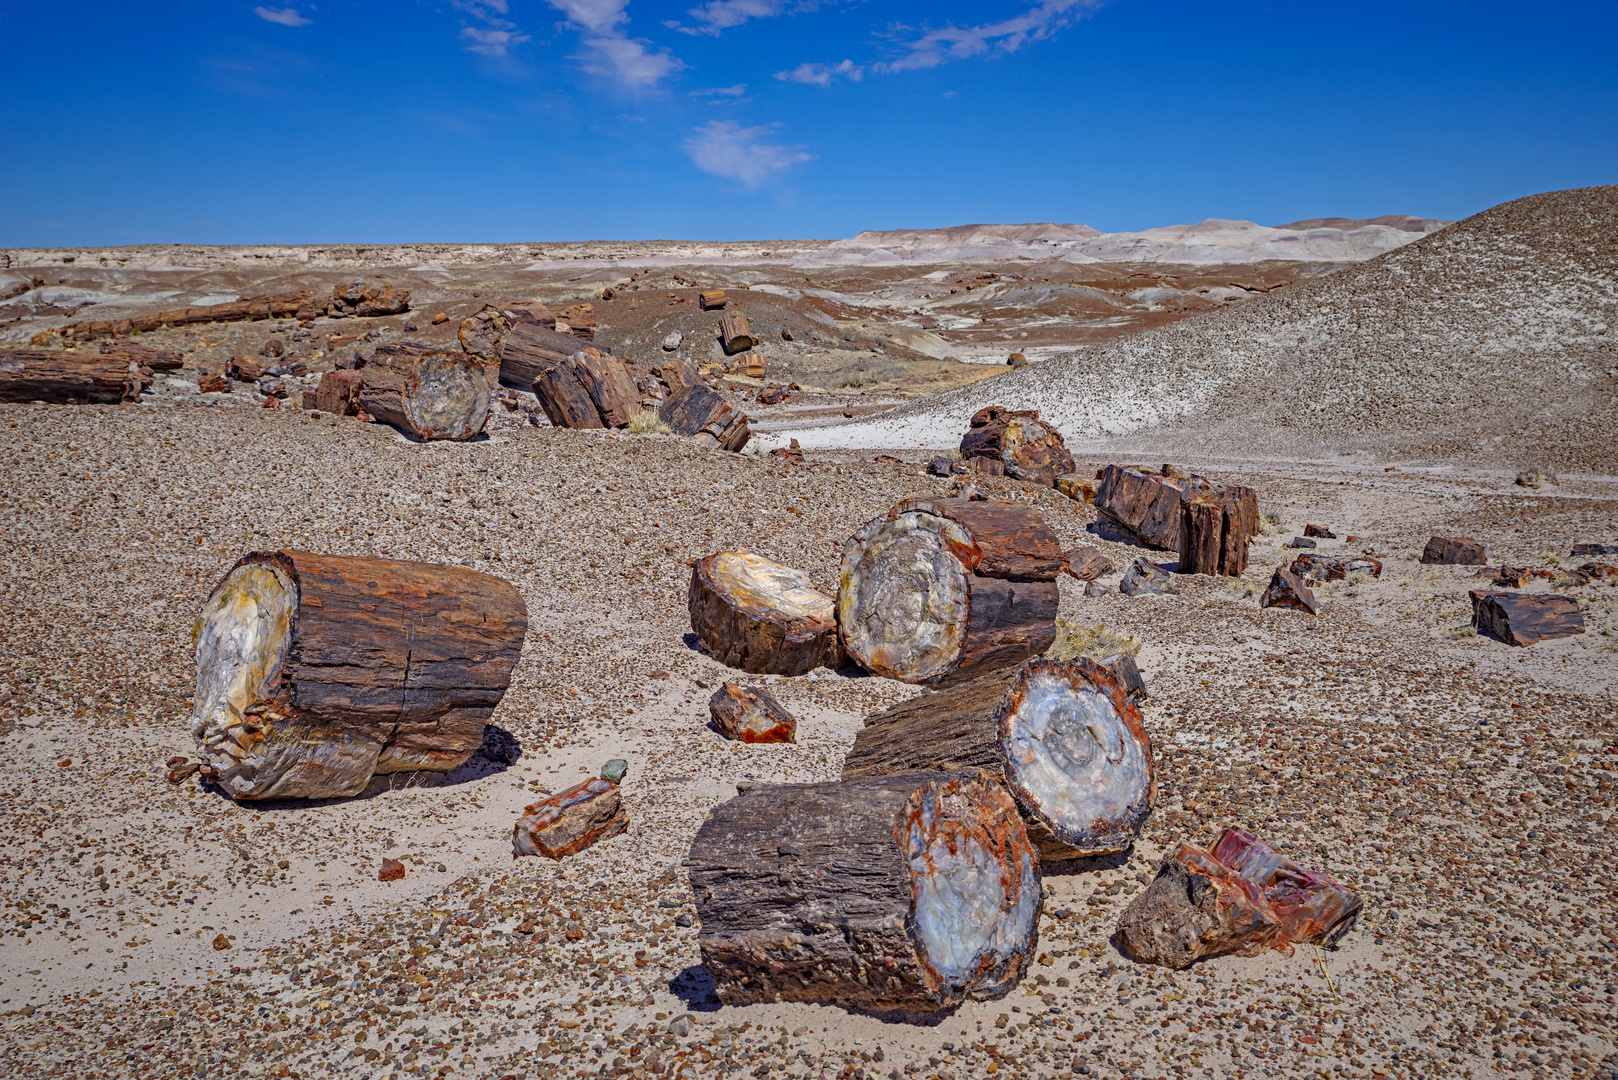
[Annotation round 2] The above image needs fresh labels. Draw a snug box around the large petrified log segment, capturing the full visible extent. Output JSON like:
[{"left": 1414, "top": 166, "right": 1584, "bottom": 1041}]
[
  {"left": 1178, "top": 478, "right": 1258, "bottom": 577},
  {"left": 960, "top": 406, "right": 1075, "bottom": 486},
  {"left": 55, "top": 291, "right": 310, "bottom": 341},
  {"left": 497, "top": 323, "right": 601, "bottom": 389},
  {"left": 533, "top": 360, "right": 604, "bottom": 428},
  {"left": 459, "top": 308, "right": 512, "bottom": 365},
  {"left": 1469, "top": 591, "right": 1584, "bottom": 646},
  {"left": 512, "top": 778, "right": 628, "bottom": 859},
  {"left": 1421, "top": 536, "right": 1487, "bottom": 565},
  {"left": 1261, "top": 567, "right": 1317, "bottom": 615},
  {"left": 0, "top": 350, "right": 151, "bottom": 404},
  {"left": 1116, "top": 828, "right": 1362, "bottom": 970},
  {"left": 689, "top": 769, "right": 1040, "bottom": 1010},
  {"left": 838, "top": 497, "right": 1061, "bottom": 685},
  {"left": 191, "top": 551, "right": 528, "bottom": 801},
  {"left": 359, "top": 343, "right": 494, "bottom": 441},
  {"left": 1094, "top": 466, "right": 1186, "bottom": 550},
  {"left": 709, "top": 682, "right": 796, "bottom": 743},
  {"left": 719, "top": 310, "right": 756, "bottom": 354},
  {"left": 689, "top": 552, "right": 844, "bottom": 676},
  {"left": 100, "top": 339, "right": 184, "bottom": 369},
  {"left": 659, "top": 383, "right": 751, "bottom": 451},
  {"left": 569, "top": 348, "right": 636, "bottom": 427},
  {"left": 844, "top": 658, "right": 1154, "bottom": 861}
]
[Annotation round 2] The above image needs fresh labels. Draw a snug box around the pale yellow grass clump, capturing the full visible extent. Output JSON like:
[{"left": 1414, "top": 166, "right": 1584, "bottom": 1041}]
[
  {"left": 627, "top": 408, "right": 672, "bottom": 435},
  {"left": 1224, "top": 577, "right": 1262, "bottom": 599},
  {"left": 1258, "top": 506, "right": 1287, "bottom": 537},
  {"left": 1442, "top": 624, "right": 1478, "bottom": 639},
  {"left": 1046, "top": 618, "right": 1142, "bottom": 662}
]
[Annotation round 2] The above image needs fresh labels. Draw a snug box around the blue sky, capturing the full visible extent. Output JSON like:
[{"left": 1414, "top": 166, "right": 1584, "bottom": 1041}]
[{"left": 1, "top": 1, "right": 1613, "bottom": 245}]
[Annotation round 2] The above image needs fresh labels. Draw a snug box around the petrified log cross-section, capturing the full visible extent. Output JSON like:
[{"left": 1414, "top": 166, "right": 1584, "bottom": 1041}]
[
  {"left": 838, "top": 497, "right": 1061, "bottom": 684},
  {"left": 689, "top": 552, "right": 844, "bottom": 676},
  {"left": 191, "top": 551, "right": 528, "bottom": 800},
  {"left": 844, "top": 658, "right": 1155, "bottom": 861},
  {"left": 359, "top": 343, "right": 495, "bottom": 441},
  {"left": 0, "top": 350, "right": 152, "bottom": 404},
  {"left": 689, "top": 769, "right": 1041, "bottom": 1010}
]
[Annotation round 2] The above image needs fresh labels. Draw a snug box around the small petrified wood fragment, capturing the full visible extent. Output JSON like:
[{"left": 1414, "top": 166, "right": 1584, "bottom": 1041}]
[
  {"left": 1261, "top": 567, "right": 1317, "bottom": 615},
  {"left": 1055, "top": 474, "right": 1096, "bottom": 504},
  {"left": 960, "top": 406, "right": 1075, "bottom": 487},
  {"left": 1290, "top": 553, "right": 1382, "bottom": 581},
  {"left": 497, "top": 323, "right": 600, "bottom": 389},
  {"left": 709, "top": 682, "right": 796, "bottom": 743},
  {"left": 1116, "top": 827, "right": 1362, "bottom": 970},
  {"left": 309, "top": 370, "right": 363, "bottom": 416},
  {"left": 1493, "top": 565, "right": 1532, "bottom": 588},
  {"left": 0, "top": 350, "right": 151, "bottom": 404},
  {"left": 1100, "top": 651, "right": 1147, "bottom": 702},
  {"left": 1421, "top": 535, "right": 1487, "bottom": 565},
  {"left": 689, "top": 769, "right": 1040, "bottom": 1010},
  {"left": 839, "top": 497, "right": 1061, "bottom": 685},
  {"left": 191, "top": 551, "right": 528, "bottom": 800},
  {"left": 1303, "top": 524, "right": 1336, "bottom": 538},
  {"left": 1094, "top": 465, "right": 1187, "bottom": 550},
  {"left": 512, "top": 778, "right": 628, "bottom": 859},
  {"left": 689, "top": 552, "right": 844, "bottom": 676},
  {"left": 359, "top": 343, "right": 494, "bottom": 441},
  {"left": 659, "top": 383, "right": 751, "bottom": 451},
  {"left": 553, "top": 302, "right": 595, "bottom": 340},
  {"left": 844, "top": 658, "right": 1154, "bottom": 861},
  {"left": 1062, "top": 546, "right": 1113, "bottom": 582},
  {"left": 1178, "top": 476, "right": 1258, "bottom": 576},
  {"left": 1469, "top": 591, "right": 1584, "bottom": 646},
  {"left": 1119, "top": 557, "right": 1176, "bottom": 596},
  {"left": 699, "top": 289, "right": 729, "bottom": 310}
]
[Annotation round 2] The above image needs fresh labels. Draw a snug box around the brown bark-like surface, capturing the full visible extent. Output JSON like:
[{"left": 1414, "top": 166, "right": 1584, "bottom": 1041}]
[
  {"left": 1261, "top": 567, "right": 1318, "bottom": 615},
  {"left": 99, "top": 339, "right": 184, "bottom": 369},
  {"left": 458, "top": 308, "right": 512, "bottom": 364},
  {"left": 959, "top": 406, "right": 1075, "bottom": 486},
  {"left": 655, "top": 358, "right": 698, "bottom": 398},
  {"left": 497, "top": 323, "right": 600, "bottom": 389},
  {"left": 309, "top": 370, "right": 364, "bottom": 416},
  {"left": 844, "top": 658, "right": 1154, "bottom": 861},
  {"left": 699, "top": 289, "right": 729, "bottom": 310},
  {"left": 327, "top": 282, "right": 410, "bottom": 318},
  {"left": 512, "top": 778, "right": 628, "bottom": 859},
  {"left": 688, "top": 552, "right": 844, "bottom": 676},
  {"left": 1094, "top": 465, "right": 1186, "bottom": 550},
  {"left": 1062, "top": 546, "right": 1114, "bottom": 581},
  {"left": 359, "top": 344, "right": 494, "bottom": 441},
  {"left": 191, "top": 550, "right": 528, "bottom": 801},
  {"left": 719, "top": 309, "right": 756, "bottom": 354},
  {"left": 709, "top": 682, "right": 796, "bottom": 743},
  {"left": 0, "top": 349, "right": 151, "bottom": 404},
  {"left": 839, "top": 497, "right": 1061, "bottom": 684},
  {"left": 530, "top": 346, "right": 634, "bottom": 429},
  {"left": 553, "top": 302, "right": 595, "bottom": 340},
  {"left": 54, "top": 291, "right": 310, "bottom": 341},
  {"left": 659, "top": 383, "right": 751, "bottom": 451},
  {"left": 1422, "top": 536, "right": 1487, "bottom": 564},
  {"left": 1469, "top": 591, "right": 1584, "bottom": 645},
  {"left": 1178, "top": 478, "right": 1258, "bottom": 576},
  {"left": 534, "top": 361, "right": 604, "bottom": 428},
  {"left": 1117, "top": 828, "right": 1362, "bottom": 969},
  {"left": 689, "top": 769, "right": 1041, "bottom": 1010}
]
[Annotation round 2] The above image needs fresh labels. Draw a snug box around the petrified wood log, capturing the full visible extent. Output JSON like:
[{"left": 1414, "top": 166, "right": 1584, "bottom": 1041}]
[
  {"left": 1178, "top": 477, "right": 1258, "bottom": 576},
  {"left": 1421, "top": 536, "right": 1487, "bottom": 565},
  {"left": 1116, "top": 828, "right": 1362, "bottom": 969},
  {"left": 1094, "top": 466, "right": 1187, "bottom": 550},
  {"left": 689, "top": 769, "right": 1041, "bottom": 1009},
  {"left": 1260, "top": 567, "right": 1317, "bottom": 615},
  {"left": 960, "top": 406, "right": 1075, "bottom": 487},
  {"left": 56, "top": 291, "right": 310, "bottom": 341},
  {"left": 359, "top": 344, "right": 494, "bottom": 441},
  {"left": 190, "top": 551, "right": 528, "bottom": 800},
  {"left": 530, "top": 346, "right": 635, "bottom": 429},
  {"left": 328, "top": 282, "right": 410, "bottom": 318},
  {"left": 1571, "top": 542, "right": 1618, "bottom": 556},
  {"left": 497, "top": 323, "right": 601, "bottom": 389},
  {"left": 0, "top": 350, "right": 152, "bottom": 404},
  {"left": 100, "top": 339, "right": 184, "bottom": 369},
  {"left": 1469, "top": 591, "right": 1584, "bottom": 646},
  {"left": 227, "top": 356, "right": 264, "bottom": 382},
  {"left": 1290, "top": 553, "right": 1382, "bottom": 581},
  {"left": 699, "top": 289, "right": 729, "bottom": 310},
  {"left": 709, "top": 682, "right": 796, "bottom": 743},
  {"left": 838, "top": 497, "right": 1061, "bottom": 685},
  {"left": 719, "top": 310, "right": 756, "bottom": 355},
  {"left": 656, "top": 358, "right": 698, "bottom": 397},
  {"left": 1055, "top": 474, "right": 1097, "bottom": 504},
  {"left": 512, "top": 778, "right": 628, "bottom": 859},
  {"left": 533, "top": 361, "right": 602, "bottom": 428},
  {"left": 660, "top": 383, "right": 751, "bottom": 451},
  {"left": 309, "top": 370, "right": 363, "bottom": 416},
  {"left": 844, "top": 658, "right": 1154, "bottom": 861},
  {"left": 1062, "top": 546, "right": 1113, "bottom": 582},
  {"left": 689, "top": 552, "right": 844, "bottom": 676}
]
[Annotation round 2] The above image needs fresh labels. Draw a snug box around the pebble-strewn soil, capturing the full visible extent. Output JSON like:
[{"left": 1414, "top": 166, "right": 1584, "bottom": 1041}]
[{"left": 2, "top": 400, "right": 1615, "bottom": 1080}]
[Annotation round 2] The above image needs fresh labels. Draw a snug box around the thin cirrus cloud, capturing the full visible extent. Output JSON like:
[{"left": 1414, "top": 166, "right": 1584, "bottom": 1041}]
[
  {"left": 774, "top": 59, "right": 862, "bottom": 86},
  {"left": 679, "top": 0, "right": 793, "bottom": 35},
  {"left": 542, "top": 0, "right": 685, "bottom": 86},
  {"left": 684, "top": 120, "right": 811, "bottom": 185},
  {"left": 253, "top": 6, "right": 311, "bottom": 27},
  {"left": 452, "top": 0, "right": 532, "bottom": 57},
  {"left": 874, "top": 0, "right": 1100, "bottom": 72}
]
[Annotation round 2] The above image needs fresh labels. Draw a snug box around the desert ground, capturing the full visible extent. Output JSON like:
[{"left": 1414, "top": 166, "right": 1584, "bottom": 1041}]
[{"left": 1, "top": 190, "right": 1616, "bottom": 1080}]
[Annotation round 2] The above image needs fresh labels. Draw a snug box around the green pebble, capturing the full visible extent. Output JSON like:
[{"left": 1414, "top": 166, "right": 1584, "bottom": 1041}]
[{"left": 600, "top": 759, "right": 628, "bottom": 783}]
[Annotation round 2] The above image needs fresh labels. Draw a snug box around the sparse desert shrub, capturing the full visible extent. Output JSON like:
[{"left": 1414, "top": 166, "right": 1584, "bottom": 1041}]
[
  {"left": 836, "top": 358, "right": 905, "bottom": 389},
  {"left": 627, "top": 408, "right": 672, "bottom": 435},
  {"left": 1441, "top": 625, "right": 1478, "bottom": 639},
  {"left": 1537, "top": 549, "right": 1563, "bottom": 567},
  {"left": 1046, "top": 618, "right": 1142, "bottom": 662},
  {"left": 1224, "top": 577, "right": 1262, "bottom": 599},
  {"left": 1258, "top": 506, "right": 1286, "bottom": 536}
]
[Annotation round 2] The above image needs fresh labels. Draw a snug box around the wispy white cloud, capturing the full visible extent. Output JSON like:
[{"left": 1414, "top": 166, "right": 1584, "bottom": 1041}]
[
  {"left": 545, "top": 0, "right": 631, "bottom": 34},
  {"left": 690, "top": 84, "right": 749, "bottom": 97},
  {"left": 253, "top": 6, "right": 311, "bottom": 27},
  {"left": 774, "top": 59, "right": 862, "bottom": 87},
  {"left": 681, "top": 0, "right": 791, "bottom": 34},
  {"left": 462, "top": 26, "right": 531, "bottom": 56},
  {"left": 684, "top": 120, "right": 811, "bottom": 185},
  {"left": 578, "top": 35, "right": 683, "bottom": 86},
  {"left": 874, "top": 0, "right": 1099, "bottom": 72}
]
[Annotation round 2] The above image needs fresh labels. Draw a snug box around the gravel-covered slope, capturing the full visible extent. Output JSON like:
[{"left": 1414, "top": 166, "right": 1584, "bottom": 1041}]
[{"left": 791, "top": 186, "right": 1618, "bottom": 471}]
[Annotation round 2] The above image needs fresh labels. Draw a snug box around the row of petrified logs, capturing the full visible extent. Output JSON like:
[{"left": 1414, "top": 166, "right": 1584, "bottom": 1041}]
[{"left": 49, "top": 283, "right": 411, "bottom": 342}]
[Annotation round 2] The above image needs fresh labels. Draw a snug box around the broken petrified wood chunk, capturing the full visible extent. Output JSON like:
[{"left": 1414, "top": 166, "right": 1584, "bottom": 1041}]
[
  {"left": 1062, "top": 546, "right": 1114, "bottom": 582},
  {"left": 328, "top": 281, "right": 410, "bottom": 318},
  {"left": 0, "top": 349, "right": 152, "bottom": 404},
  {"left": 1421, "top": 535, "right": 1487, "bottom": 565},
  {"left": 1289, "top": 553, "right": 1382, "bottom": 582},
  {"left": 458, "top": 307, "right": 512, "bottom": 365},
  {"left": 844, "top": 658, "right": 1154, "bottom": 861},
  {"left": 1100, "top": 651, "right": 1147, "bottom": 702},
  {"left": 379, "top": 857, "right": 406, "bottom": 882},
  {"left": 1094, "top": 465, "right": 1187, "bottom": 550},
  {"left": 1116, "top": 827, "right": 1362, "bottom": 970},
  {"left": 838, "top": 497, "right": 1061, "bottom": 685},
  {"left": 1055, "top": 474, "right": 1097, "bottom": 504},
  {"left": 689, "top": 768, "right": 1041, "bottom": 1010},
  {"left": 512, "top": 778, "right": 628, "bottom": 859},
  {"left": 959, "top": 406, "right": 1075, "bottom": 487},
  {"left": 552, "top": 302, "right": 595, "bottom": 340},
  {"left": 1261, "top": 567, "right": 1318, "bottom": 615},
  {"left": 1303, "top": 524, "right": 1336, "bottom": 539},
  {"left": 532, "top": 347, "right": 636, "bottom": 429},
  {"left": 191, "top": 551, "right": 528, "bottom": 800},
  {"left": 698, "top": 289, "right": 729, "bottom": 310},
  {"left": 708, "top": 682, "right": 796, "bottom": 743},
  {"left": 1571, "top": 542, "right": 1618, "bottom": 557},
  {"left": 1119, "top": 557, "right": 1176, "bottom": 596},
  {"left": 1469, "top": 591, "right": 1584, "bottom": 646},
  {"left": 689, "top": 552, "right": 844, "bottom": 676},
  {"left": 310, "top": 370, "right": 364, "bottom": 416},
  {"left": 1178, "top": 477, "right": 1259, "bottom": 576},
  {"left": 227, "top": 356, "right": 265, "bottom": 382},
  {"left": 100, "top": 339, "right": 184, "bottom": 370},
  {"left": 719, "top": 310, "right": 756, "bottom": 355},
  {"left": 497, "top": 323, "right": 600, "bottom": 389},
  {"left": 359, "top": 343, "right": 495, "bottom": 441},
  {"left": 1493, "top": 565, "right": 1532, "bottom": 588},
  {"left": 659, "top": 383, "right": 751, "bottom": 451}
]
